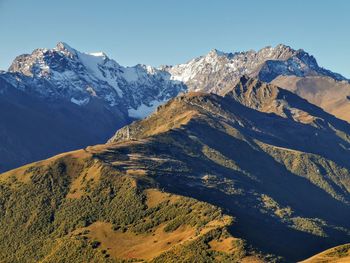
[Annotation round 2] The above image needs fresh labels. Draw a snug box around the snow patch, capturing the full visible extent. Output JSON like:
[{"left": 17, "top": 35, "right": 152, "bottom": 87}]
[
  {"left": 128, "top": 99, "right": 167, "bottom": 119},
  {"left": 122, "top": 67, "right": 139, "bottom": 82},
  {"left": 77, "top": 51, "right": 123, "bottom": 97},
  {"left": 71, "top": 97, "right": 90, "bottom": 106},
  {"left": 89, "top": 52, "right": 107, "bottom": 57},
  {"left": 78, "top": 52, "right": 105, "bottom": 79}
]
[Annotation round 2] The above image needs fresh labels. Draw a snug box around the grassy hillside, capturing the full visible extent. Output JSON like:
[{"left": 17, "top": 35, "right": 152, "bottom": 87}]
[
  {"left": 300, "top": 243, "right": 350, "bottom": 263},
  {"left": 272, "top": 75, "right": 350, "bottom": 123},
  {"left": 0, "top": 148, "right": 265, "bottom": 263}
]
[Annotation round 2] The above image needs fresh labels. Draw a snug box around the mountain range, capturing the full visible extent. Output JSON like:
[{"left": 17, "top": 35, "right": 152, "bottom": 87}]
[
  {"left": 1, "top": 43, "right": 350, "bottom": 262},
  {"left": 1, "top": 42, "right": 350, "bottom": 172},
  {"left": 0, "top": 42, "right": 185, "bottom": 172}
]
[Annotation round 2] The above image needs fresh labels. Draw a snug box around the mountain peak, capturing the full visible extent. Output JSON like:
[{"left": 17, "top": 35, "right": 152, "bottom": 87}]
[
  {"left": 6, "top": 42, "right": 187, "bottom": 112},
  {"left": 167, "top": 43, "right": 348, "bottom": 95},
  {"left": 226, "top": 76, "right": 329, "bottom": 125},
  {"left": 256, "top": 44, "right": 297, "bottom": 60},
  {"left": 207, "top": 44, "right": 296, "bottom": 59},
  {"left": 275, "top": 43, "right": 294, "bottom": 51},
  {"left": 207, "top": 48, "right": 228, "bottom": 57},
  {"left": 54, "top": 41, "right": 78, "bottom": 58},
  {"left": 55, "top": 41, "right": 75, "bottom": 52}
]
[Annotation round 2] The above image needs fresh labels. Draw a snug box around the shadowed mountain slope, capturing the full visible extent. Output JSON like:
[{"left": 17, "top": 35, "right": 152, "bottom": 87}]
[
  {"left": 0, "top": 76, "right": 128, "bottom": 172},
  {"left": 108, "top": 78, "right": 350, "bottom": 261},
  {"left": 1, "top": 78, "right": 350, "bottom": 262}
]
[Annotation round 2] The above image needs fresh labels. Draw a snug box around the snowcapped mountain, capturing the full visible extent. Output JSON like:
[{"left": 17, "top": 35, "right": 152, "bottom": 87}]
[
  {"left": 0, "top": 42, "right": 189, "bottom": 172},
  {"left": 5, "top": 42, "right": 186, "bottom": 118},
  {"left": 3, "top": 42, "right": 348, "bottom": 119},
  {"left": 164, "top": 44, "right": 348, "bottom": 94},
  {"left": 1, "top": 42, "right": 350, "bottom": 172}
]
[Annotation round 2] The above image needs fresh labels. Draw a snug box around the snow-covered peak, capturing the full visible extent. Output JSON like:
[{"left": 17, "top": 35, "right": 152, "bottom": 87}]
[
  {"left": 4, "top": 43, "right": 348, "bottom": 121},
  {"left": 89, "top": 51, "right": 108, "bottom": 58},
  {"left": 6, "top": 42, "right": 186, "bottom": 118},
  {"left": 207, "top": 49, "right": 229, "bottom": 57},
  {"left": 54, "top": 42, "right": 77, "bottom": 57},
  {"left": 258, "top": 44, "right": 295, "bottom": 58},
  {"left": 164, "top": 44, "right": 347, "bottom": 93},
  {"left": 55, "top": 42, "right": 76, "bottom": 53},
  {"left": 9, "top": 42, "right": 121, "bottom": 81}
]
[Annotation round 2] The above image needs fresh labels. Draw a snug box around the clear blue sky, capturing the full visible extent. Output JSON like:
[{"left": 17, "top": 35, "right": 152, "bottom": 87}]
[{"left": 0, "top": 0, "right": 349, "bottom": 77}]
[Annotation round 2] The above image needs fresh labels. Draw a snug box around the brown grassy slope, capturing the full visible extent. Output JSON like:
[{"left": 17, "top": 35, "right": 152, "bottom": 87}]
[
  {"left": 0, "top": 144, "right": 264, "bottom": 263},
  {"left": 300, "top": 243, "right": 350, "bottom": 263},
  {"left": 272, "top": 75, "right": 350, "bottom": 123}
]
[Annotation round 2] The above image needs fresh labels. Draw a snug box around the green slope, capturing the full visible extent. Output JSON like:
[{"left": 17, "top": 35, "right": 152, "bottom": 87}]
[{"left": 0, "top": 148, "right": 266, "bottom": 262}]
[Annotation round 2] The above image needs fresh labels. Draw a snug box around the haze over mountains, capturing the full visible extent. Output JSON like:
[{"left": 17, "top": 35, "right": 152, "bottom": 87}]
[{"left": 1, "top": 76, "right": 350, "bottom": 262}]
